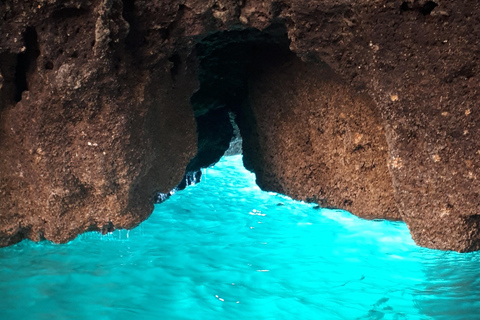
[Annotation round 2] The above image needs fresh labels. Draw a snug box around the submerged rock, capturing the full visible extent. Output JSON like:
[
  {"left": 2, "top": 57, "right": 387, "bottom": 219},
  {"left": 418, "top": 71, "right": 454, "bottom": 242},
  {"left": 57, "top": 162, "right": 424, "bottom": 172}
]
[{"left": 0, "top": 0, "right": 479, "bottom": 251}]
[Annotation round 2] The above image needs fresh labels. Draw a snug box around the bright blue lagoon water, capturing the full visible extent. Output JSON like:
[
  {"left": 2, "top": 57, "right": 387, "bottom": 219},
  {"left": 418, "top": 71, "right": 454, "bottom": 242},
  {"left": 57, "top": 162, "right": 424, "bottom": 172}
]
[{"left": 1, "top": 155, "right": 480, "bottom": 319}]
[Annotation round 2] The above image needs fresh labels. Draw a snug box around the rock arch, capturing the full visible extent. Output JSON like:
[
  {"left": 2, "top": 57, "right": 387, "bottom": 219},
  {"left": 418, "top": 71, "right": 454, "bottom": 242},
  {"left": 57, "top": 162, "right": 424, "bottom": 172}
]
[{"left": 0, "top": 0, "right": 479, "bottom": 252}]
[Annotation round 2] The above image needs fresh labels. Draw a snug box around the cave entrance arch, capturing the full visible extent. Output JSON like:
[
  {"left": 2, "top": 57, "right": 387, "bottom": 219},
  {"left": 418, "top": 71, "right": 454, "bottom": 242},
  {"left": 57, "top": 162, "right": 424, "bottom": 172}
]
[
  {"left": 186, "top": 24, "right": 294, "bottom": 175},
  {"left": 159, "top": 24, "right": 399, "bottom": 225},
  {"left": 156, "top": 24, "right": 293, "bottom": 202}
]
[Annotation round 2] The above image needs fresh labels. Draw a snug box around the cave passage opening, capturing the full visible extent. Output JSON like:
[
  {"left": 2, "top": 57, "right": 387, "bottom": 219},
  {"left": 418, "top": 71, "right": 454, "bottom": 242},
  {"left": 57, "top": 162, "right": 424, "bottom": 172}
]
[
  {"left": 189, "top": 23, "right": 295, "bottom": 172},
  {"left": 156, "top": 24, "right": 296, "bottom": 202}
]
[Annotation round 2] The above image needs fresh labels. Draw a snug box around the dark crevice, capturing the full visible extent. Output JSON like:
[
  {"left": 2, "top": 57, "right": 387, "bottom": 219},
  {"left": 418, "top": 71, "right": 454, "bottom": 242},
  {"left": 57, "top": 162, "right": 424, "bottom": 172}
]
[
  {"left": 400, "top": 1, "right": 438, "bottom": 15},
  {"left": 168, "top": 53, "right": 181, "bottom": 80},
  {"left": 14, "top": 27, "right": 40, "bottom": 103},
  {"left": 444, "top": 63, "right": 476, "bottom": 83},
  {"left": 400, "top": 2, "right": 410, "bottom": 12},
  {"left": 121, "top": 0, "right": 135, "bottom": 25},
  {"left": 159, "top": 28, "right": 170, "bottom": 42},
  {"left": 419, "top": 1, "right": 438, "bottom": 15},
  {"left": 44, "top": 61, "right": 54, "bottom": 70},
  {"left": 159, "top": 5, "right": 189, "bottom": 42},
  {"left": 0, "top": 53, "right": 18, "bottom": 111},
  {"left": 51, "top": 7, "right": 89, "bottom": 20},
  {"left": 122, "top": 0, "right": 144, "bottom": 52},
  {"left": 101, "top": 222, "right": 115, "bottom": 235}
]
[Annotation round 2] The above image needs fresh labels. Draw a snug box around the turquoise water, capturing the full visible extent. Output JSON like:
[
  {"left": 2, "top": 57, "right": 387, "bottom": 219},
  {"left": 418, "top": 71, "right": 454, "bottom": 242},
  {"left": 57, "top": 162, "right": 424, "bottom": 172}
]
[{"left": 1, "top": 155, "right": 480, "bottom": 320}]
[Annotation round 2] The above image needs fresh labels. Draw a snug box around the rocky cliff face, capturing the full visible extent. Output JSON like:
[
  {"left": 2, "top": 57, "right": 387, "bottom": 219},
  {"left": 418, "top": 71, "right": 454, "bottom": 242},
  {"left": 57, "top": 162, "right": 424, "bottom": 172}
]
[{"left": 0, "top": 0, "right": 479, "bottom": 251}]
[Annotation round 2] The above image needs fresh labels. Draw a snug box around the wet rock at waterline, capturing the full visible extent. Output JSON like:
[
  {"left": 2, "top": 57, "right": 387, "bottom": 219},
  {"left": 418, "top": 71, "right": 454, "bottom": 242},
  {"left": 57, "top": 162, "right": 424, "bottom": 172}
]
[{"left": 0, "top": 0, "right": 479, "bottom": 252}]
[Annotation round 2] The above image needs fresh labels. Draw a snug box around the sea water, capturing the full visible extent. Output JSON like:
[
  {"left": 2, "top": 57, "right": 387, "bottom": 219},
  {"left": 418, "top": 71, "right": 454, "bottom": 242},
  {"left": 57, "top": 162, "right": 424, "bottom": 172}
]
[{"left": 1, "top": 155, "right": 479, "bottom": 320}]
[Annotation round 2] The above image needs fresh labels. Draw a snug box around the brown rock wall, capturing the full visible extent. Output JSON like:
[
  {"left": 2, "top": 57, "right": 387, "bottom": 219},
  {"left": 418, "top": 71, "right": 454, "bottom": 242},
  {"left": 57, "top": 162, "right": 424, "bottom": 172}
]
[
  {"left": 0, "top": 0, "right": 479, "bottom": 251},
  {"left": 241, "top": 57, "right": 401, "bottom": 220},
  {"left": 283, "top": 0, "right": 480, "bottom": 251},
  {"left": 0, "top": 0, "right": 198, "bottom": 245}
]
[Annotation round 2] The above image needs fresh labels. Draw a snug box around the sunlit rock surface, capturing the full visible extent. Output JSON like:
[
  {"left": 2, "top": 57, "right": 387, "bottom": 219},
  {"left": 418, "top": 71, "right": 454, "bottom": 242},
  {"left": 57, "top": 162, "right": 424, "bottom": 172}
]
[{"left": 0, "top": 0, "right": 479, "bottom": 251}]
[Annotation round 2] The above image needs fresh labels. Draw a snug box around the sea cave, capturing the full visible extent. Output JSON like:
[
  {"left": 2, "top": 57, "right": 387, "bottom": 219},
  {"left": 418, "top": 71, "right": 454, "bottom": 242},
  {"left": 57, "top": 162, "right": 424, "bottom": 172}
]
[{"left": 1, "top": 0, "right": 480, "bottom": 318}]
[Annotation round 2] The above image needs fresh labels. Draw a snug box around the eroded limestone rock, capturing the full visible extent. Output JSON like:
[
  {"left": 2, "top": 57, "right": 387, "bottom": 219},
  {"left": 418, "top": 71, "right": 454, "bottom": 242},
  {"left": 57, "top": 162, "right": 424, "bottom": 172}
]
[
  {"left": 0, "top": 0, "right": 479, "bottom": 251},
  {"left": 239, "top": 56, "right": 401, "bottom": 220},
  {"left": 284, "top": 0, "right": 480, "bottom": 251},
  {"left": 0, "top": 0, "right": 198, "bottom": 245}
]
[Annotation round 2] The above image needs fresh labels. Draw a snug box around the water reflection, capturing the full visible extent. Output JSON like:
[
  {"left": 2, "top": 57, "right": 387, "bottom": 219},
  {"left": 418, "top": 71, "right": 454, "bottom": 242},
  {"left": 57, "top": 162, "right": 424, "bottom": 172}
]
[{"left": 416, "top": 250, "right": 480, "bottom": 319}]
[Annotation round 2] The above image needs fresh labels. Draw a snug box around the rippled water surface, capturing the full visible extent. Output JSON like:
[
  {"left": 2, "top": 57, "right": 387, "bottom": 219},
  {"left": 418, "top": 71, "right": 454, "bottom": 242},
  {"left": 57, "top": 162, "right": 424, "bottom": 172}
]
[{"left": 1, "top": 155, "right": 480, "bottom": 319}]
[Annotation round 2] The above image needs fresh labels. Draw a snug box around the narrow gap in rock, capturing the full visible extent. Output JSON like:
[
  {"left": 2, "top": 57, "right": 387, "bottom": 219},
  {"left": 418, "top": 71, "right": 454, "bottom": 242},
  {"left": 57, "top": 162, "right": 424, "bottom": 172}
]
[
  {"left": 160, "top": 5, "right": 188, "bottom": 41},
  {"left": 14, "top": 26, "right": 40, "bottom": 103},
  {"left": 122, "top": 0, "right": 144, "bottom": 51},
  {"left": 0, "top": 53, "right": 18, "bottom": 110},
  {"left": 419, "top": 1, "right": 438, "bottom": 15},
  {"left": 189, "top": 24, "right": 293, "bottom": 172},
  {"left": 121, "top": 0, "right": 135, "bottom": 25}
]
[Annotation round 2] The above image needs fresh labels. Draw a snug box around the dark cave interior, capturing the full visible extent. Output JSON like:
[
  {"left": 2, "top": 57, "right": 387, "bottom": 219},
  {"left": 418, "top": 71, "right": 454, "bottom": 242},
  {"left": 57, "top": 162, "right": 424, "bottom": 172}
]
[{"left": 155, "top": 24, "right": 297, "bottom": 202}]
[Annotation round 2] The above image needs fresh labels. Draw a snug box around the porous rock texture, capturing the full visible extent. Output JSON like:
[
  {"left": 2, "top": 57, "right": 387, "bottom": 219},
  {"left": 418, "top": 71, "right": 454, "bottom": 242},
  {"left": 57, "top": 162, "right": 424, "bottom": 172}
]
[
  {"left": 0, "top": 0, "right": 479, "bottom": 251},
  {"left": 281, "top": 0, "right": 480, "bottom": 252},
  {"left": 0, "top": 0, "right": 199, "bottom": 244},
  {"left": 240, "top": 56, "right": 401, "bottom": 221}
]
